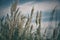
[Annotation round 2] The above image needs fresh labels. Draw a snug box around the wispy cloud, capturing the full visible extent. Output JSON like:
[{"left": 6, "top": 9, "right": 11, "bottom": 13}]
[
  {"left": 0, "top": 1, "right": 60, "bottom": 18},
  {"left": 19, "top": 1, "right": 60, "bottom": 14}
]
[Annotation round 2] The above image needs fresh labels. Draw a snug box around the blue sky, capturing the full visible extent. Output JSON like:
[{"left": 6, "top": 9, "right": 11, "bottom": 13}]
[
  {"left": 0, "top": 0, "right": 60, "bottom": 6},
  {"left": 0, "top": 0, "right": 60, "bottom": 9},
  {"left": 0, "top": 0, "right": 60, "bottom": 22}
]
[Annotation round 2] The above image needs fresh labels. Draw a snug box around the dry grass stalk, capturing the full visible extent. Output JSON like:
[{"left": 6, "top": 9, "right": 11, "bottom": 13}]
[
  {"left": 36, "top": 11, "right": 39, "bottom": 25},
  {"left": 0, "top": 0, "right": 59, "bottom": 40},
  {"left": 35, "top": 11, "right": 42, "bottom": 40}
]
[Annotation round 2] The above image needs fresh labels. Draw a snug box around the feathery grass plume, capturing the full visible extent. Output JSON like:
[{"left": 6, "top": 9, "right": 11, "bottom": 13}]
[
  {"left": 0, "top": 15, "right": 10, "bottom": 40},
  {"left": 0, "top": 17, "right": 7, "bottom": 40},
  {"left": 18, "top": 16, "right": 26, "bottom": 37},
  {"left": 11, "top": 0, "right": 18, "bottom": 17},
  {"left": 52, "top": 22, "right": 60, "bottom": 40},
  {"left": 36, "top": 11, "right": 42, "bottom": 40},
  {"left": 21, "top": 14, "right": 30, "bottom": 37},
  {"left": 50, "top": 6, "right": 56, "bottom": 21},
  {"left": 36, "top": 11, "right": 39, "bottom": 25},
  {"left": 28, "top": 25, "right": 33, "bottom": 40},
  {"left": 39, "top": 11, "right": 42, "bottom": 40},
  {"left": 14, "top": 8, "right": 19, "bottom": 21},
  {"left": 38, "top": 11, "right": 42, "bottom": 32},
  {"left": 20, "top": 7, "right": 34, "bottom": 40},
  {"left": 31, "top": 6, "right": 34, "bottom": 17},
  {"left": 22, "top": 14, "right": 30, "bottom": 36},
  {"left": 11, "top": 0, "right": 18, "bottom": 12},
  {"left": 43, "top": 27, "right": 48, "bottom": 40},
  {"left": 45, "top": 6, "right": 57, "bottom": 40},
  {"left": 52, "top": 26, "right": 60, "bottom": 40},
  {"left": 52, "top": 6, "right": 56, "bottom": 15},
  {"left": 9, "top": 0, "right": 19, "bottom": 40},
  {"left": 30, "top": 25, "right": 33, "bottom": 33},
  {"left": 15, "top": 11, "right": 21, "bottom": 24},
  {"left": 21, "top": 15, "right": 27, "bottom": 20},
  {"left": 29, "top": 6, "right": 34, "bottom": 26},
  {"left": 25, "top": 14, "right": 29, "bottom": 28},
  {"left": 50, "top": 7, "right": 57, "bottom": 40},
  {"left": 26, "top": 6, "right": 34, "bottom": 33},
  {"left": 16, "top": 10, "right": 20, "bottom": 17},
  {"left": 24, "top": 6, "right": 34, "bottom": 32},
  {"left": 39, "top": 11, "right": 42, "bottom": 25},
  {"left": 1, "top": 0, "right": 59, "bottom": 39},
  {"left": 27, "top": 29, "right": 33, "bottom": 40}
]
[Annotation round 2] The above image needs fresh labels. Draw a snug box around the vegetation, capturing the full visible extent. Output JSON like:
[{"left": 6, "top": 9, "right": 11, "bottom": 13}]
[{"left": 0, "top": 0, "right": 60, "bottom": 40}]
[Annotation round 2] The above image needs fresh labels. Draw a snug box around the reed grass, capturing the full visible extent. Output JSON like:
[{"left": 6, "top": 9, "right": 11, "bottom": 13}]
[{"left": 0, "top": 0, "right": 60, "bottom": 40}]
